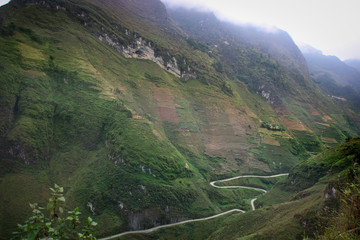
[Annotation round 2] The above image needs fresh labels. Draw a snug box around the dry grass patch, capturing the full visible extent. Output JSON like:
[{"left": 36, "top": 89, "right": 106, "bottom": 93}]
[
  {"left": 18, "top": 42, "right": 45, "bottom": 60},
  {"left": 133, "top": 115, "right": 145, "bottom": 120},
  {"left": 322, "top": 114, "right": 334, "bottom": 122},
  {"left": 316, "top": 122, "right": 331, "bottom": 127},
  {"left": 321, "top": 137, "right": 337, "bottom": 143},
  {"left": 263, "top": 136, "right": 281, "bottom": 146},
  {"left": 151, "top": 85, "right": 178, "bottom": 123},
  {"left": 280, "top": 117, "right": 312, "bottom": 132},
  {"left": 21, "top": 69, "right": 47, "bottom": 79}
]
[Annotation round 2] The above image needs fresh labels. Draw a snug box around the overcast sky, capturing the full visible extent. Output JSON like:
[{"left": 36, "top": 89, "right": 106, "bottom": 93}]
[
  {"left": 0, "top": 0, "right": 9, "bottom": 6},
  {"left": 1, "top": 0, "right": 358, "bottom": 60},
  {"left": 161, "top": 0, "right": 360, "bottom": 60}
]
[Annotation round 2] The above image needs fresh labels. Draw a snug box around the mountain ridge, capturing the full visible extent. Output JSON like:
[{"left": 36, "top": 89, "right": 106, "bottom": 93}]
[{"left": 0, "top": 0, "right": 360, "bottom": 239}]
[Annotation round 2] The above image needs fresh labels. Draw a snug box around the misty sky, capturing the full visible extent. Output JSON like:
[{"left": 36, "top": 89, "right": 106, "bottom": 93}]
[
  {"left": 0, "top": 0, "right": 9, "bottom": 6},
  {"left": 161, "top": 0, "right": 360, "bottom": 60},
  {"left": 1, "top": 0, "right": 358, "bottom": 60}
]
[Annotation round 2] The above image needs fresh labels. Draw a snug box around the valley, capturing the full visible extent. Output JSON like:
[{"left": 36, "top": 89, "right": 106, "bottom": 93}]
[
  {"left": 0, "top": 0, "right": 359, "bottom": 239},
  {"left": 100, "top": 173, "right": 288, "bottom": 239}
]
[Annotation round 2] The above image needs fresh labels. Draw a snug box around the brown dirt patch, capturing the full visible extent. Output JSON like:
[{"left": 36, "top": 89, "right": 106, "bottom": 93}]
[
  {"left": 321, "top": 137, "right": 337, "bottom": 143},
  {"left": 316, "top": 122, "right": 331, "bottom": 127},
  {"left": 151, "top": 85, "right": 178, "bottom": 123},
  {"left": 199, "top": 100, "right": 270, "bottom": 173},
  {"left": 311, "top": 110, "right": 320, "bottom": 116},
  {"left": 175, "top": 104, "right": 184, "bottom": 109},
  {"left": 152, "top": 129, "right": 162, "bottom": 139},
  {"left": 280, "top": 117, "right": 312, "bottom": 132},
  {"left": 322, "top": 115, "right": 333, "bottom": 122},
  {"left": 275, "top": 106, "right": 290, "bottom": 115},
  {"left": 222, "top": 101, "right": 258, "bottom": 136},
  {"left": 263, "top": 136, "right": 281, "bottom": 146},
  {"left": 133, "top": 115, "right": 145, "bottom": 120}
]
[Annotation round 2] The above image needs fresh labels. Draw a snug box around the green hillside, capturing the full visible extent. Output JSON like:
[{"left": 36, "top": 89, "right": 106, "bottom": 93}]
[
  {"left": 0, "top": 0, "right": 359, "bottom": 239},
  {"left": 301, "top": 46, "right": 360, "bottom": 111},
  {"left": 120, "top": 137, "right": 360, "bottom": 240}
]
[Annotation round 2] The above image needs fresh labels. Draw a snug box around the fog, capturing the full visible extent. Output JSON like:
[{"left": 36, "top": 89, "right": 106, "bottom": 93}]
[
  {"left": 161, "top": 0, "right": 360, "bottom": 60},
  {"left": 0, "top": 0, "right": 358, "bottom": 60}
]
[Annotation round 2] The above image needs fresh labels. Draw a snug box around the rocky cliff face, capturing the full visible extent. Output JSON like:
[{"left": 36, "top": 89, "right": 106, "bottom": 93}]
[
  {"left": 167, "top": 7, "right": 314, "bottom": 103},
  {"left": 96, "top": 31, "right": 196, "bottom": 80}
]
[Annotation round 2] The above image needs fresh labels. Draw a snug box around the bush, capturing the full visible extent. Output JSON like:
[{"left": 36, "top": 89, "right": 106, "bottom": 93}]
[{"left": 13, "top": 184, "right": 97, "bottom": 240}]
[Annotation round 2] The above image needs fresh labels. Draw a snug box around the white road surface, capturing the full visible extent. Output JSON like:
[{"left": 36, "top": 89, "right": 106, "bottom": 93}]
[{"left": 99, "top": 173, "right": 289, "bottom": 239}]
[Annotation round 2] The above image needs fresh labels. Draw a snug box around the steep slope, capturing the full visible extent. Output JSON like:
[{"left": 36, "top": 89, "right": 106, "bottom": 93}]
[
  {"left": 300, "top": 45, "right": 360, "bottom": 110},
  {"left": 167, "top": 7, "right": 313, "bottom": 103},
  {"left": 345, "top": 58, "right": 360, "bottom": 72},
  {"left": 122, "top": 137, "right": 360, "bottom": 240},
  {"left": 167, "top": 6, "right": 360, "bottom": 154},
  {"left": 0, "top": 0, "right": 360, "bottom": 239},
  {"left": 0, "top": 0, "right": 213, "bottom": 238}
]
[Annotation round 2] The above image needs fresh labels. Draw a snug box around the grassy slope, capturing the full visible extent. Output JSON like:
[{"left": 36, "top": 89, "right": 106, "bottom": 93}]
[
  {"left": 121, "top": 137, "right": 360, "bottom": 240},
  {"left": 0, "top": 1, "right": 279, "bottom": 238},
  {"left": 0, "top": 1, "right": 359, "bottom": 239},
  {"left": 0, "top": 3, "right": 199, "bottom": 238}
]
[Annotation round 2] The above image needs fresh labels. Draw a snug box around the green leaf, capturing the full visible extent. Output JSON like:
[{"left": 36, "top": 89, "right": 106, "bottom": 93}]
[
  {"left": 58, "top": 196, "right": 65, "bottom": 202},
  {"left": 47, "top": 202, "right": 54, "bottom": 210}
]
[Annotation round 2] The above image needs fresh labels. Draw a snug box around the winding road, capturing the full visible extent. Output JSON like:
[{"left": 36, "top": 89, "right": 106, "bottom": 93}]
[
  {"left": 210, "top": 173, "right": 289, "bottom": 210},
  {"left": 99, "top": 173, "right": 288, "bottom": 240}
]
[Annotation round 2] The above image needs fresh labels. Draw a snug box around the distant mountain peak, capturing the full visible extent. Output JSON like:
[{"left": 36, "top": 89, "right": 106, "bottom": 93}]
[{"left": 298, "top": 44, "right": 323, "bottom": 55}]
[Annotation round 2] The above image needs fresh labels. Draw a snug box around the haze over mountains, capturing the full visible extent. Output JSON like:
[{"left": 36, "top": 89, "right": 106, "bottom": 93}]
[
  {"left": 161, "top": 0, "right": 360, "bottom": 60},
  {"left": 0, "top": 0, "right": 359, "bottom": 239}
]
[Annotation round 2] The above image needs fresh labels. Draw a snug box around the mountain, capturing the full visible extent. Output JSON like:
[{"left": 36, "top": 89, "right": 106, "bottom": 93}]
[
  {"left": 122, "top": 137, "right": 360, "bottom": 240},
  {"left": 0, "top": 0, "right": 359, "bottom": 239},
  {"left": 345, "top": 58, "right": 360, "bottom": 72},
  {"left": 300, "top": 45, "right": 360, "bottom": 109}
]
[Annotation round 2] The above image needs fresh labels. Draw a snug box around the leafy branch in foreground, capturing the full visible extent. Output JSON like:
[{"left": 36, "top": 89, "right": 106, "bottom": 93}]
[{"left": 12, "top": 184, "right": 97, "bottom": 240}]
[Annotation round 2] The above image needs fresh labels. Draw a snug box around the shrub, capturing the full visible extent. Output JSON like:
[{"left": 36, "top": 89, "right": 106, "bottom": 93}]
[{"left": 13, "top": 184, "right": 97, "bottom": 240}]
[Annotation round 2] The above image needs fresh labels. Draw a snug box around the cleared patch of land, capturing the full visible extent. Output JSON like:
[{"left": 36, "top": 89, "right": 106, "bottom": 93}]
[
  {"left": 151, "top": 85, "right": 178, "bottom": 123},
  {"left": 321, "top": 137, "right": 337, "bottom": 143},
  {"left": 315, "top": 122, "right": 331, "bottom": 127},
  {"left": 280, "top": 117, "right": 312, "bottom": 132},
  {"left": 263, "top": 136, "right": 280, "bottom": 146},
  {"left": 198, "top": 101, "right": 270, "bottom": 173}
]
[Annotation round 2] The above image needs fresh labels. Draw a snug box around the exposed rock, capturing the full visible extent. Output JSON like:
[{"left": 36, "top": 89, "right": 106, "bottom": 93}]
[
  {"left": 118, "top": 201, "right": 125, "bottom": 210},
  {"left": 87, "top": 202, "right": 96, "bottom": 215},
  {"left": 97, "top": 33, "right": 196, "bottom": 80},
  {"left": 324, "top": 186, "right": 337, "bottom": 199}
]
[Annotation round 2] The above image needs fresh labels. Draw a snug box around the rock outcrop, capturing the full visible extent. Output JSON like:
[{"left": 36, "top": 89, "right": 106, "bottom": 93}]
[{"left": 97, "top": 32, "right": 196, "bottom": 80}]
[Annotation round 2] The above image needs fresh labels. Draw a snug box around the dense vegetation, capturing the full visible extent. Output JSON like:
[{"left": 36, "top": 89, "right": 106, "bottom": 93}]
[
  {"left": 0, "top": 0, "right": 360, "bottom": 239},
  {"left": 121, "top": 137, "right": 360, "bottom": 240}
]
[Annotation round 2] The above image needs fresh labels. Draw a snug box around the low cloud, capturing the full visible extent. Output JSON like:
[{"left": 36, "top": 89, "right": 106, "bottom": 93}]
[{"left": 161, "top": 0, "right": 360, "bottom": 60}]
